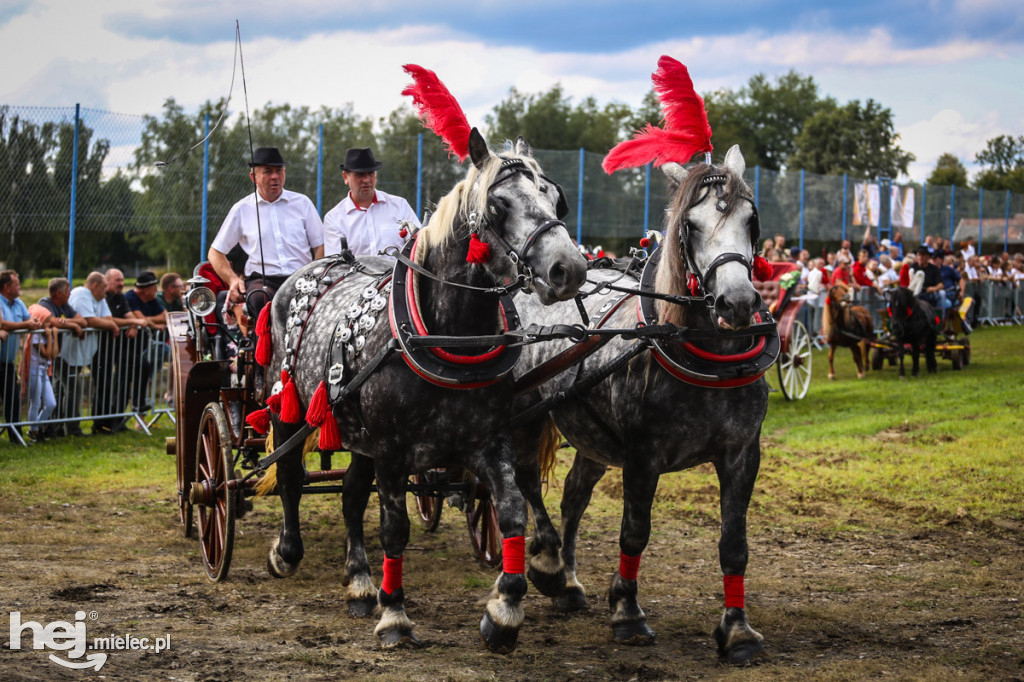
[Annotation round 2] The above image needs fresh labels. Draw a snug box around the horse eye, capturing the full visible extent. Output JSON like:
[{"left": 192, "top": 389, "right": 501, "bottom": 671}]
[{"left": 539, "top": 185, "right": 548, "bottom": 193}]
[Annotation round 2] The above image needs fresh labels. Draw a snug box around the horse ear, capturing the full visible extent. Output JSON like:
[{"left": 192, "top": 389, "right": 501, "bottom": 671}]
[
  {"left": 661, "top": 162, "right": 687, "bottom": 187},
  {"left": 514, "top": 136, "right": 533, "bottom": 157},
  {"left": 723, "top": 144, "right": 745, "bottom": 177},
  {"left": 469, "top": 128, "right": 492, "bottom": 170}
]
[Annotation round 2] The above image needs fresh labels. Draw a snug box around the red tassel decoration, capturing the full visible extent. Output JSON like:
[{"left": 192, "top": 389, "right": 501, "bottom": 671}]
[
  {"left": 639, "top": 237, "right": 651, "bottom": 248},
  {"left": 266, "top": 392, "right": 281, "bottom": 413},
  {"left": 466, "top": 232, "right": 491, "bottom": 264},
  {"left": 399, "top": 227, "right": 408, "bottom": 239},
  {"left": 753, "top": 255, "right": 774, "bottom": 282},
  {"left": 279, "top": 370, "right": 302, "bottom": 424},
  {"left": 306, "top": 381, "right": 329, "bottom": 428},
  {"left": 255, "top": 331, "right": 272, "bottom": 366},
  {"left": 246, "top": 408, "right": 271, "bottom": 435},
  {"left": 318, "top": 413, "right": 342, "bottom": 451},
  {"left": 687, "top": 273, "right": 700, "bottom": 296},
  {"left": 255, "top": 304, "right": 271, "bottom": 336}
]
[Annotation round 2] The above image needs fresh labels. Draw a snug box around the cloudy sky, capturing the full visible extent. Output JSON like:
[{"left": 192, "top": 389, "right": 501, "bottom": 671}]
[{"left": 1, "top": 0, "right": 1021, "bottom": 182}]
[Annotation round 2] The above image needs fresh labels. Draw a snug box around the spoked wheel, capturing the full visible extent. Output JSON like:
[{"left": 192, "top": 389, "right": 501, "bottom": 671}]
[
  {"left": 463, "top": 471, "right": 502, "bottom": 569},
  {"left": 412, "top": 470, "right": 444, "bottom": 532},
  {"left": 778, "top": 319, "right": 812, "bottom": 400},
  {"left": 192, "top": 403, "right": 236, "bottom": 582}
]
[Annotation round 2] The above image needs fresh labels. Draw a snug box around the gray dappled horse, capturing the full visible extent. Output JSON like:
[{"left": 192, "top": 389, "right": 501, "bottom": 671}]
[
  {"left": 265, "top": 129, "right": 587, "bottom": 652},
  {"left": 513, "top": 145, "right": 773, "bottom": 663}
]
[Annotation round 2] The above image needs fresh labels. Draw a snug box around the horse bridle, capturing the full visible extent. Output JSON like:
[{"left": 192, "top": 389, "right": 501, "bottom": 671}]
[
  {"left": 475, "top": 157, "right": 569, "bottom": 279},
  {"left": 678, "top": 173, "right": 761, "bottom": 303}
]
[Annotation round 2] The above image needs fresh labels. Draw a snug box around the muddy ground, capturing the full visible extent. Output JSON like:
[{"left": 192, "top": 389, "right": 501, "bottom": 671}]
[{"left": 2, "top": 455, "right": 1023, "bottom": 682}]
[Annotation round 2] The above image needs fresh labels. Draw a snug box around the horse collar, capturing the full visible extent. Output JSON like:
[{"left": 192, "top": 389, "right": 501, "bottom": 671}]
[
  {"left": 638, "top": 247, "right": 780, "bottom": 388},
  {"left": 389, "top": 236, "right": 523, "bottom": 389}
]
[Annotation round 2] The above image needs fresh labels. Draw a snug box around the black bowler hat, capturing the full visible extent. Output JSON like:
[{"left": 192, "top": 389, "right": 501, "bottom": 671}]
[
  {"left": 249, "top": 147, "right": 289, "bottom": 167},
  {"left": 135, "top": 271, "right": 159, "bottom": 288},
  {"left": 340, "top": 147, "right": 383, "bottom": 173}
]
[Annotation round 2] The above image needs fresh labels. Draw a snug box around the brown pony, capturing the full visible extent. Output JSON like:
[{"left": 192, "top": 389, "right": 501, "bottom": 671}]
[{"left": 822, "top": 282, "right": 875, "bottom": 379}]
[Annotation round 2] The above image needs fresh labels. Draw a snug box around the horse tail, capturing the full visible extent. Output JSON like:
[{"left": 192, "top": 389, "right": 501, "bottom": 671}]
[
  {"left": 821, "top": 300, "right": 834, "bottom": 340},
  {"left": 537, "top": 417, "right": 562, "bottom": 492},
  {"left": 253, "top": 427, "right": 322, "bottom": 498}
]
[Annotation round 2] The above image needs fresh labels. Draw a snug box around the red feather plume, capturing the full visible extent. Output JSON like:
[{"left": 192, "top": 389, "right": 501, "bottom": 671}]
[
  {"left": 401, "top": 64, "right": 471, "bottom": 162},
  {"left": 602, "top": 55, "right": 713, "bottom": 174}
]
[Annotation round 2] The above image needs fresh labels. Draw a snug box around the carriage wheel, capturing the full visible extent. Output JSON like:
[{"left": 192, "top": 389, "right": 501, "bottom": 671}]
[
  {"left": 463, "top": 471, "right": 502, "bottom": 569},
  {"left": 193, "top": 403, "right": 236, "bottom": 582},
  {"left": 412, "top": 471, "right": 444, "bottom": 532},
  {"left": 176, "top": 444, "right": 195, "bottom": 539},
  {"left": 777, "top": 319, "right": 812, "bottom": 400},
  {"left": 962, "top": 340, "right": 971, "bottom": 366},
  {"left": 871, "top": 347, "right": 884, "bottom": 371}
]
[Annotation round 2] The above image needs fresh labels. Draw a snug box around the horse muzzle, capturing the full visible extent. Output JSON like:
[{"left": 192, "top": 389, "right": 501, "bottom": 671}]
[{"left": 713, "top": 288, "right": 762, "bottom": 331}]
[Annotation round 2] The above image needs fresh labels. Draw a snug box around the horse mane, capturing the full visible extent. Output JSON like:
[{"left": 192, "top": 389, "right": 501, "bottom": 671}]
[
  {"left": 654, "top": 162, "right": 753, "bottom": 325},
  {"left": 415, "top": 146, "right": 544, "bottom": 261}
]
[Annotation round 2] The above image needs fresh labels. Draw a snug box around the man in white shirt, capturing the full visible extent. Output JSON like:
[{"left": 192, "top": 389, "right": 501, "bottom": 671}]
[
  {"left": 209, "top": 147, "right": 324, "bottom": 318},
  {"left": 323, "top": 147, "right": 421, "bottom": 257}
]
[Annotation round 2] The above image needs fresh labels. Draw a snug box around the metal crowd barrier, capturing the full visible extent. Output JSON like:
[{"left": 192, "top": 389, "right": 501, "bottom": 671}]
[
  {"left": 973, "top": 281, "right": 1021, "bottom": 326},
  {"left": 0, "top": 326, "right": 173, "bottom": 446}
]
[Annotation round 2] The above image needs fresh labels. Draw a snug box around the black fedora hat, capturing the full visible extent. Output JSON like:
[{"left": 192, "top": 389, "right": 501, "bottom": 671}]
[
  {"left": 135, "top": 271, "right": 159, "bottom": 288},
  {"left": 249, "top": 147, "right": 289, "bottom": 167},
  {"left": 340, "top": 147, "right": 383, "bottom": 173}
]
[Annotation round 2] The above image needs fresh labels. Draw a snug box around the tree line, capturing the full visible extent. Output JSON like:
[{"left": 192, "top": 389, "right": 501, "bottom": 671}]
[{"left": 2, "top": 70, "right": 1020, "bottom": 276}]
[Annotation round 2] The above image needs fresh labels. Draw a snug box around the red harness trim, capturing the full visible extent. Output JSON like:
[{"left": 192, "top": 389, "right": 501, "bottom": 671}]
[
  {"left": 406, "top": 234, "right": 508, "bottom": 366},
  {"left": 682, "top": 315, "right": 767, "bottom": 362},
  {"left": 502, "top": 536, "right": 525, "bottom": 574}
]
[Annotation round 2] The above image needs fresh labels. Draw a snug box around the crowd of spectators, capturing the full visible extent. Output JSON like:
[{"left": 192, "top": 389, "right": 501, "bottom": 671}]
[
  {"left": 0, "top": 267, "right": 185, "bottom": 444},
  {"left": 761, "top": 230, "right": 1024, "bottom": 329}
]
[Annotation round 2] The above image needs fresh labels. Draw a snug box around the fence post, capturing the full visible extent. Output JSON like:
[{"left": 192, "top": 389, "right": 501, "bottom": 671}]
[
  {"left": 921, "top": 182, "right": 926, "bottom": 245},
  {"left": 416, "top": 133, "right": 423, "bottom": 220},
  {"left": 978, "top": 187, "right": 983, "bottom": 252},
  {"left": 1006, "top": 189, "right": 1012, "bottom": 253},
  {"left": 316, "top": 124, "right": 324, "bottom": 215},
  {"left": 200, "top": 113, "right": 210, "bottom": 260},
  {"left": 66, "top": 103, "right": 82, "bottom": 282},
  {"left": 841, "top": 173, "right": 847, "bottom": 244},
  {"left": 754, "top": 165, "right": 760, "bottom": 207},
  {"left": 642, "top": 163, "right": 651, "bottom": 235},
  {"left": 949, "top": 184, "right": 956, "bottom": 248},
  {"left": 798, "top": 169, "right": 805, "bottom": 250},
  {"left": 576, "top": 147, "right": 584, "bottom": 245}
]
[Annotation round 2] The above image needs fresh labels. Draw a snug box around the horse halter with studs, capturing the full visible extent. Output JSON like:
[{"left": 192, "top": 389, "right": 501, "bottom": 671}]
[
  {"left": 472, "top": 157, "right": 569, "bottom": 281},
  {"left": 679, "top": 173, "right": 761, "bottom": 301}
]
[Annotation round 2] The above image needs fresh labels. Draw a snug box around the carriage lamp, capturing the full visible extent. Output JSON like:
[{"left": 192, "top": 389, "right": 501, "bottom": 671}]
[{"left": 186, "top": 286, "right": 217, "bottom": 317}]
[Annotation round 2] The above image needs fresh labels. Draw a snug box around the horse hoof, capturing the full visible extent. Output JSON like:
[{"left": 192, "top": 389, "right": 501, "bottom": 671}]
[
  {"left": 266, "top": 550, "right": 297, "bottom": 579},
  {"left": 348, "top": 597, "right": 376, "bottom": 618},
  {"left": 720, "top": 637, "right": 765, "bottom": 665},
  {"left": 552, "top": 587, "right": 589, "bottom": 612},
  {"left": 479, "top": 611, "right": 520, "bottom": 654},
  {"left": 612, "top": 619, "right": 655, "bottom": 645},
  {"left": 377, "top": 627, "right": 421, "bottom": 649},
  {"left": 528, "top": 566, "right": 567, "bottom": 598}
]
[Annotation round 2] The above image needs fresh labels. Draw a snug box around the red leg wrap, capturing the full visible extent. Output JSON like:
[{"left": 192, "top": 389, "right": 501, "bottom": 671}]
[
  {"left": 723, "top": 574, "right": 745, "bottom": 609},
  {"left": 381, "top": 555, "right": 403, "bottom": 595},
  {"left": 502, "top": 536, "right": 525, "bottom": 574},
  {"left": 619, "top": 552, "right": 642, "bottom": 581}
]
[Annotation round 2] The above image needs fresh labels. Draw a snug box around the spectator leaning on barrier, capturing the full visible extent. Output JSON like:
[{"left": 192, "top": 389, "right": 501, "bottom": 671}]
[
  {"left": 39, "top": 278, "right": 88, "bottom": 438},
  {"left": 323, "top": 147, "right": 421, "bottom": 258},
  {"left": 915, "top": 246, "right": 949, "bottom": 312},
  {"left": 157, "top": 273, "right": 185, "bottom": 313},
  {"left": 94, "top": 268, "right": 149, "bottom": 433},
  {"left": 67, "top": 273, "right": 120, "bottom": 435},
  {"left": 123, "top": 271, "right": 165, "bottom": 414},
  {"left": 209, "top": 146, "right": 324, "bottom": 320},
  {"left": 1, "top": 270, "right": 43, "bottom": 442}
]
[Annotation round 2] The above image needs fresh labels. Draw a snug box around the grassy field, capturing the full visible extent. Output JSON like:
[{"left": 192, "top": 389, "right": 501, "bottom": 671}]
[{"left": 1, "top": 325, "right": 1021, "bottom": 680}]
